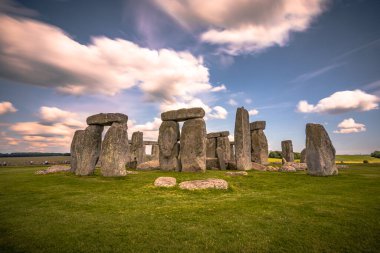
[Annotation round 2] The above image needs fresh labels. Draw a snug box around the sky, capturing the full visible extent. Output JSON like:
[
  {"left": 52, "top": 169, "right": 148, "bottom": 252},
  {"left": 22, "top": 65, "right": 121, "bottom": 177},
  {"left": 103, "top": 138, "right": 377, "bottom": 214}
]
[{"left": 0, "top": 0, "right": 379, "bottom": 154}]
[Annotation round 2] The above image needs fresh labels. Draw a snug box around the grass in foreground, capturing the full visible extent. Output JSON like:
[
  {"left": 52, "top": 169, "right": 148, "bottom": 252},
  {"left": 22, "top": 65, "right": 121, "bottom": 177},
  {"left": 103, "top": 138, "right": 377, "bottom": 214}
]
[{"left": 0, "top": 164, "right": 379, "bottom": 253}]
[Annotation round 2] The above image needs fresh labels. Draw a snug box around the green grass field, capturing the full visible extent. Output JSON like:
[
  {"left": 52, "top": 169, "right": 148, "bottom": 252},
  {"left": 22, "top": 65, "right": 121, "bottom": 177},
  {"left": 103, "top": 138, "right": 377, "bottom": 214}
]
[{"left": 0, "top": 164, "right": 379, "bottom": 252}]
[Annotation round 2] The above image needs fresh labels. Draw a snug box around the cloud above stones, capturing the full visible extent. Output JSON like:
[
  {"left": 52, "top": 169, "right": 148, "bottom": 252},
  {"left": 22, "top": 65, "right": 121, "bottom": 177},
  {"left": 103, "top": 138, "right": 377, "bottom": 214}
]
[
  {"left": 248, "top": 109, "right": 259, "bottom": 116},
  {"left": 334, "top": 118, "right": 366, "bottom": 134},
  {"left": 0, "top": 101, "right": 17, "bottom": 115},
  {"left": 154, "top": 0, "right": 328, "bottom": 55},
  {"left": 297, "top": 90, "right": 379, "bottom": 114}
]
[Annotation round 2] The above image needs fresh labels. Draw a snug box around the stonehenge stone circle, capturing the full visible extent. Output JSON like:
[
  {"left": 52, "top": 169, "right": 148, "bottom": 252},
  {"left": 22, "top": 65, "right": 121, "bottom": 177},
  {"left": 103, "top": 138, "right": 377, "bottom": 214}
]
[
  {"left": 180, "top": 118, "right": 207, "bottom": 172},
  {"left": 306, "top": 123, "right": 338, "bottom": 176},
  {"left": 100, "top": 122, "right": 129, "bottom": 177},
  {"left": 234, "top": 107, "right": 252, "bottom": 170},
  {"left": 161, "top": 107, "right": 205, "bottom": 121},
  {"left": 250, "top": 121, "right": 268, "bottom": 165},
  {"left": 86, "top": 113, "right": 128, "bottom": 126},
  {"left": 70, "top": 129, "right": 84, "bottom": 173},
  {"left": 206, "top": 131, "right": 231, "bottom": 169},
  {"left": 158, "top": 121, "right": 180, "bottom": 171},
  {"left": 281, "top": 140, "right": 294, "bottom": 162},
  {"left": 75, "top": 125, "right": 103, "bottom": 176},
  {"left": 130, "top": 131, "right": 145, "bottom": 166}
]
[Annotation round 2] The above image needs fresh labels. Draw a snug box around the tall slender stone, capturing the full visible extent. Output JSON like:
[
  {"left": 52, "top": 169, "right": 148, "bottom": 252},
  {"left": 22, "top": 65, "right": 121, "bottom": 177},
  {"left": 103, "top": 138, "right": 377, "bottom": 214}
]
[
  {"left": 158, "top": 121, "right": 180, "bottom": 171},
  {"left": 217, "top": 136, "right": 231, "bottom": 162},
  {"left": 76, "top": 125, "right": 103, "bottom": 176},
  {"left": 100, "top": 122, "right": 129, "bottom": 177},
  {"left": 206, "top": 137, "right": 217, "bottom": 158},
  {"left": 180, "top": 118, "right": 207, "bottom": 172},
  {"left": 130, "top": 131, "right": 145, "bottom": 166},
  {"left": 151, "top": 144, "right": 160, "bottom": 160},
  {"left": 70, "top": 130, "right": 84, "bottom": 173},
  {"left": 300, "top": 148, "right": 306, "bottom": 163},
  {"left": 281, "top": 140, "right": 294, "bottom": 162},
  {"left": 251, "top": 129, "right": 268, "bottom": 164},
  {"left": 234, "top": 107, "right": 251, "bottom": 170},
  {"left": 306, "top": 123, "right": 337, "bottom": 176}
]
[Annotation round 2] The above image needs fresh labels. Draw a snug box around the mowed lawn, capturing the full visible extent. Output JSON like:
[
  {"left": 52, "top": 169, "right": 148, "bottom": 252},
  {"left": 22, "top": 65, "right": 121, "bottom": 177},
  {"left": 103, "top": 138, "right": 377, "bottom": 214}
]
[{"left": 0, "top": 164, "right": 379, "bottom": 253}]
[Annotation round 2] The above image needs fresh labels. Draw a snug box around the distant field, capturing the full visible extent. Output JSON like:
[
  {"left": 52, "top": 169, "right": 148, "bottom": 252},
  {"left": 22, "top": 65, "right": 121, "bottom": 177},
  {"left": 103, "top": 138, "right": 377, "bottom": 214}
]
[{"left": 269, "top": 155, "right": 380, "bottom": 164}]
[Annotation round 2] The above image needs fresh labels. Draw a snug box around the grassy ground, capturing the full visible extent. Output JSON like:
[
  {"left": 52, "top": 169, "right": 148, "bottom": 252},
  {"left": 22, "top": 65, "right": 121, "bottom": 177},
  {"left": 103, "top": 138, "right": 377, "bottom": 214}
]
[
  {"left": 0, "top": 164, "right": 379, "bottom": 252},
  {"left": 0, "top": 156, "right": 70, "bottom": 166}
]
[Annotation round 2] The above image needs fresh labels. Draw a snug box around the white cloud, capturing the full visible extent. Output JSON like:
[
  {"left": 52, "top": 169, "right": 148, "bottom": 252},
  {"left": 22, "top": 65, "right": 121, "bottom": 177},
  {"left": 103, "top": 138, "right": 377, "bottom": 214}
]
[
  {"left": 297, "top": 90, "right": 379, "bottom": 114},
  {"left": 0, "top": 101, "right": 17, "bottom": 115},
  {"left": 39, "top": 106, "right": 84, "bottom": 128},
  {"left": 334, "top": 118, "right": 366, "bottom": 134},
  {"left": 228, "top": 99, "right": 238, "bottom": 106},
  {"left": 248, "top": 109, "right": 259, "bottom": 116},
  {"left": 129, "top": 117, "right": 162, "bottom": 141},
  {"left": 245, "top": 98, "right": 252, "bottom": 104},
  {"left": 210, "top": 84, "right": 226, "bottom": 92},
  {"left": 154, "top": 0, "right": 327, "bottom": 55},
  {"left": 209, "top": 106, "right": 228, "bottom": 119}
]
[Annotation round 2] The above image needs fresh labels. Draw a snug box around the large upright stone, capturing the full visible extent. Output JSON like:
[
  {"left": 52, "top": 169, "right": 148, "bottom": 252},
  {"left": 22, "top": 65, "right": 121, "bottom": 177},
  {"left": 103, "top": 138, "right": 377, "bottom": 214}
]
[
  {"left": 234, "top": 107, "right": 251, "bottom": 170},
  {"left": 158, "top": 121, "right": 180, "bottom": 171},
  {"left": 217, "top": 136, "right": 231, "bottom": 162},
  {"left": 100, "top": 122, "right": 129, "bottom": 177},
  {"left": 86, "top": 113, "right": 128, "bottom": 126},
  {"left": 251, "top": 129, "right": 268, "bottom": 164},
  {"left": 180, "top": 118, "right": 207, "bottom": 172},
  {"left": 300, "top": 148, "right": 306, "bottom": 163},
  {"left": 161, "top": 107, "right": 205, "bottom": 122},
  {"left": 151, "top": 144, "right": 159, "bottom": 160},
  {"left": 206, "top": 137, "right": 217, "bottom": 158},
  {"left": 76, "top": 125, "right": 103, "bottom": 176},
  {"left": 281, "top": 140, "right": 294, "bottom": 162},
  {"left": 306, "top": 123, "right": 337, "bottom": 176},
  {"left": 130, "top": 131, "right": 145, "bottom": 166},
  {"left": 70, "top": 130, "right": 84, "bottom": 173}
]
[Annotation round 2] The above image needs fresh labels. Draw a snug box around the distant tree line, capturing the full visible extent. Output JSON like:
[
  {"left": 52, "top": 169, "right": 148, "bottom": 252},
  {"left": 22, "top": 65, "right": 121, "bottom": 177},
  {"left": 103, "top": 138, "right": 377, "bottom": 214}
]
[
  {"left": 370, "top": 151, "right": 380, "bottom": 158},
  {"left": 0, "top": 152, "right": 70, "bottom": 158},
  {"left": 269, "top": 151, "right": 300, "bottom": 159}
]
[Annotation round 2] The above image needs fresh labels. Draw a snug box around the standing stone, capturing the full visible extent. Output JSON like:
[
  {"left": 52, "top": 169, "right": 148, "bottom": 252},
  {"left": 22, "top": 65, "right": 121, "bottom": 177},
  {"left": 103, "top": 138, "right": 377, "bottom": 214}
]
[
  {"left": 130, "top": 131, "right": 145, "bottom": 166},
  {"left": 216, "top": 147, "right": 226, "bottom": 170},
  {"left": 158, "top": 121, "right": 180, "bottom": 171},
  {"left": 217, "top": 136, "right": 231, "bottom": 162},
  {"left": 251, "top": 129, "right": 268, "bottom": 164},
  {"left": 206, "top": 137, "right": 217, "bottom": 158},
  {"left": 76, "top": 125, "right": 103, "bottom": 176},
  {"left": 70, "top": 130, "right": 84, "bottom": 173},
  {"left": 234, "top": 107, "right": 251, "bottom": 170},
  {"left": 300, "top": 148, "right": 306, "bottom": 163},
  {"left": 100, "top": 122, "right": 129, "bottom": 177},
  {"left": 306, "top": 123, "right": 337, "bottom": 176},
  {"left": 281, "top": 140, "right": 294, "bottom": 162},
  {"left": 151, "top": 144, "right": 160, "bottom": 160},
  {"left": 180, "top": 118, "right": 207, "bottom": 172}
]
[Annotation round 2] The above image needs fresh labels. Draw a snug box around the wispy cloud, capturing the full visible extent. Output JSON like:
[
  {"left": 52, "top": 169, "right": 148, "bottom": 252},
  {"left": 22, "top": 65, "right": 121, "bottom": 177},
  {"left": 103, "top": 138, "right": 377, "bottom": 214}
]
[
  {"left": 291, "top": 63, "right": 344, "bottom": 83},
  {"left": 333, "top": 37, "right": 380, "bottom": 61},
  {"left": 0, "top": 101, "right": 17, "bottom": 115}
]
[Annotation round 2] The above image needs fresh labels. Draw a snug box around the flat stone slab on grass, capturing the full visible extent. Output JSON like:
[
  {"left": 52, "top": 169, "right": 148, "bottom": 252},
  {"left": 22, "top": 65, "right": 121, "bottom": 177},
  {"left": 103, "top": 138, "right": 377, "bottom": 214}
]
[
  {"left": 86, "top": 113, "right": 128, "bottom": 126},
  {"left": 154, "top": 177, "right": 177, "bottom": 187},
  {"left": 35, "top": 165, "right": 71, "bottom": 175},
  {"left": 161, "top": 107, "right": 205, "bottom": 121},
  {"left": 137, "top": 160, "right": 160, "bottom": 171},
  {"left": 226, "top": 171, "right": 248, "bottom": 176},
  {"left": 179, "top": 178, "right": 228, "bottom": 190}
]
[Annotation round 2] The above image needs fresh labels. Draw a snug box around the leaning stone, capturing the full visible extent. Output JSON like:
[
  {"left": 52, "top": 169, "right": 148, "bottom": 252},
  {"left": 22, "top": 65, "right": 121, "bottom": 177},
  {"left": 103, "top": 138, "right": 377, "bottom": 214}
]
[
  {"left": 206, "top": 137, "right": 217, "bottom": 158},
  {"left": 70, "top": 130, "right": 84, "bottom": 173},
  {"left": 86, "top": 113, "right": 128, "bottom": 126},
  {"left": 76, "top": 125, "right": 103, "bottom": 176},
  {"left": 161, "top": 107, "right": 205, "bottom": 122},
  {"left": 35, "top": 165, "right": 71, "bottom": 175},
  {"left": 180, "top": 118, "right": 207, "bottom": 172},
  {"left": 300, "top": 148, "right": 306, "bottom": 163},
  {"left": 179, "top": 179, "right": 228, "bottom": 190},
  {"left": 251, "top": 129, "right": 268, "bottom": 164},
  {"left": 158, "top": 121, "right": 180, "bottom": 171},
  {"left": 226, "top": 171, "right": 248, "bottom": 176},
  {"left": 281, "top": 140, "right": 294, "bottom": 162},
  {"left": 234, "top": 107, "right": 251, "bottom": 170},
  {"left": 206, "top": 158, "right": 219, "bottom": 169},
  {"left": 306, "top": 123, "right": 338, "bottom": 176},
  {"left": 100, "top": 122, "right": 129, "bottom": 177},
  {"left": 207, "top": 131, "right": 229, "bottom": 138},
  {"left": 136, "top": 160, "right": 160, "bottom": 171},
  {"left": 250, "top": 121, "right": 266, "bottom": 131},
  {"left": 154, "top": 177, "right": 177, "bottom": 187},
  {"left": 251, "top": 162, "right": 266, "bottom": 171}
]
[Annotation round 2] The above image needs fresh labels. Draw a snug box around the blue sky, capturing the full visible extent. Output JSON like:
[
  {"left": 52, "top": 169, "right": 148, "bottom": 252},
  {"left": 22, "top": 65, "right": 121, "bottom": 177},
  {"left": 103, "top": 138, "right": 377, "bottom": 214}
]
[{"left": 0, "top": 0, "right": 379, "bottom": 154}]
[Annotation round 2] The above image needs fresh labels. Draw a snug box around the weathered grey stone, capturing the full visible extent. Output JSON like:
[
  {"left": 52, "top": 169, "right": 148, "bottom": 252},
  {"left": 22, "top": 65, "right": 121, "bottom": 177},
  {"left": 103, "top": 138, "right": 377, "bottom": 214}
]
[
  {"left": 283, "top": 162, "right": 307, "bottom": 171},
  {"left": 70, "top": 130, "right": 84, "bottom": 173},
  {"left": 207, "top": 131, "right": 229, "bottom": 138},
  {"left": 250, "top": 121, "right": 266, "bottom": 131},
  {"left": 251, "top": 129, "right": 268, "bottom": 164},
  {"left": 143, "top": 141, "right": 158, "bottom": 145},
  {"left": 180, "top": 118, "right": 207, "bottom": 172},
  {"left": 86, "top": 113, "right": 128, "bottom": 126},
  {"left": 281, "top": 140, "right": 294, "bottom": 162},
  {"left": 279, "top": 164, "right": 297, "bottom": 172},
  {"left": 234, "top": 107, "right": 251, "bottom": 170},
  {"left": 206, "top": 158, "right": 219, "bottom": 169},
  {"left": 161, "top": 107, "right": 205, "bottom": 122},
  {"left": 158, "top": 121, "right": 180, "bottom": 171},
  {"left": 206, "top": 137, "right": 217, "bottom": 158},
  {"left": 137, "top": 160, "right": 160, "bottom": 171},
  {"left": 216, "top": 147, "right": 226, "bottom": 170},
  {"left": 266, "top": 166, "right": 279, "bottom": 172},
  {"left": 151, "top": 144, "right": 160, "bottom": 160},
  {"left": 35, "top": 165, "right": 71, "bottom": 175},
  {"left": 300, "top": 148, "right": 306, "bottom": 163},
  {"left": 154, "top": 177, "right": 177, "bottom": 187},
  {"left": 179, "top": 179, "right": 228, "bottom": 190},
  {"left": 76, "top": 125, "right": 103, "bottom": 176},
  {"left": 230, "top": 143, "right": 235, "bottom": 160},
  {"left": 251, "top": 162, "right": 267, "bottom": 171},
  {"left": 226, "top": 171, "right": 248, "bottom": 176},
  {"left": 129, "top": 131, "right": 145, "bottom": 167},
  {"left": 306, "top": 123, "right": 338, "bottom": 176},
  {"left": 217, "top": 136, "right": 231, "bottom": 162},
  {"left": 100, "top": 122, "right": 129, "bottom": 177}
]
